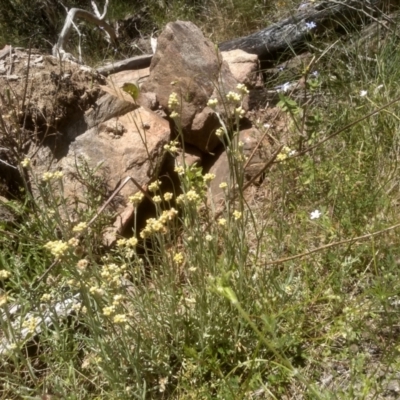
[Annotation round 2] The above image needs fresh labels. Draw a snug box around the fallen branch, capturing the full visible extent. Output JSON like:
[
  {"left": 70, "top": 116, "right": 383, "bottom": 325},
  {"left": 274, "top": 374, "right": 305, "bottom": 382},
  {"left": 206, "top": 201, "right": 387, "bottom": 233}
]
[
  {"left": 96, "top": 54, "right": 153, "bottom": 75},
  {"left": 219, "top": 0, "right": 387, "bottom": 63}
]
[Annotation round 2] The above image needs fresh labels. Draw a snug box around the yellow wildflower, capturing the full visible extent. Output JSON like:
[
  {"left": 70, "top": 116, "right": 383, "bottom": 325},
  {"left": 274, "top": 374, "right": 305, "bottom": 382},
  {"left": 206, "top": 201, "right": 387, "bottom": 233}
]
[
  {"left": 164, "top": 192, "right": 173, "bottom": 201},
  {"left": 21, "top": 158, "right": 31, "bottom": 168},
  {"left": 73, "top": 222, "right": 87, "bottom": 233},
  {"left": 203, "top": 173, "right": 216, "bottom": 183},
  {"left": 168, "top": 92, "right": 179, "bottom": 109},
  {"left": 153, "top": 195, "right": 162, "bottom": 204},
  {"left": 233, "top": 210, "right": 242, "bottom": 220},
  {"left": 173, "top": 252, "right": 184, "bottom": 264},
  {"left": 129, "top": 192, "right": 144, "bottom": 206},
  {"left": 148, "top": 180, "right": 161, "bottom": 193},
  {"left": 44, "top": 240, "right": 69, "bottom": 259},
  {"left": 0, "top": 270, "right": 11, "bottom": 280},
  {"left": 113, "top": 314, "right": 128, "bottom": 324},
  {"left": 103, "top": 305, "right": 116, "bottom": 316}
]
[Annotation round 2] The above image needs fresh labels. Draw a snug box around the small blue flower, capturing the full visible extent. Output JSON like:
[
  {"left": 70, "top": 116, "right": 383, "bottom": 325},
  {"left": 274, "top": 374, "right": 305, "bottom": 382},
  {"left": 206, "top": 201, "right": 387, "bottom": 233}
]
[{"left": 305, "top": 21, "right": 317, "bottom": 30}]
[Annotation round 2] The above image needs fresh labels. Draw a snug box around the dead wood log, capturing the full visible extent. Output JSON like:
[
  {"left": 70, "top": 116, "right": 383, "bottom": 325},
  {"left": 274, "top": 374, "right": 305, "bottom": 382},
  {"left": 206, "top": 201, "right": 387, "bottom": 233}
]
[
  {"left": 96, "top": 54, "right": 153, "bottom": 75},
  {"left": 218, "top": 0, "right": 392, "bottom": 64}
]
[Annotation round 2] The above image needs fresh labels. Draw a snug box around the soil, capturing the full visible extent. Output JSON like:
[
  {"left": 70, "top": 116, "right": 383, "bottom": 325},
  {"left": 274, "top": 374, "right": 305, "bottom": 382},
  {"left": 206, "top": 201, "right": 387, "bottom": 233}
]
[
  {"left": 0, "top": 45, "right": 106, "bottom": 197},
  {"left": 0, "top": 46, "right": 105, "bottom": 132}
]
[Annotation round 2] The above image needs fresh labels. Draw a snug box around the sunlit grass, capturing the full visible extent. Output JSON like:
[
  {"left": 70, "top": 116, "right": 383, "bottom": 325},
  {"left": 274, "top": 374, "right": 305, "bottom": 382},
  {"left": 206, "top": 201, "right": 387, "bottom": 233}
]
[{"left": 1, "top": 4, "right": 400, "bottom": 400}]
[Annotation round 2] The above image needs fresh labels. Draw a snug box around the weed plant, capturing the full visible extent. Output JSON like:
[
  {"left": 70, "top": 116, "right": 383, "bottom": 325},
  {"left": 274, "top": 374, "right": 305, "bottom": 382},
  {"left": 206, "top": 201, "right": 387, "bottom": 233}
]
[{"left": 1, "top": 3, "right": 400, "bottom": 400}]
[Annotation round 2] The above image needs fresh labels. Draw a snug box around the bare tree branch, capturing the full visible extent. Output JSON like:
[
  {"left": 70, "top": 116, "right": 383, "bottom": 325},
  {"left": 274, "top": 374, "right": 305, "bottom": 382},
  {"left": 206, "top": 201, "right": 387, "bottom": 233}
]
[
  {"left": 53, "top": 4, "right": 116, "bottom": 61},
  {"left": 91, "top": 0, "right": 109, "bottom": 20}
]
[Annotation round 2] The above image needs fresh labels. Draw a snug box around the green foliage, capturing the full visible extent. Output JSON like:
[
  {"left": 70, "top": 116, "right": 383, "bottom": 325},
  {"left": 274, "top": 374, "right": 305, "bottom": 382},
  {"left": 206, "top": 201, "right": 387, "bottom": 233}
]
[
  {"left": 2, "top": 3, "right": 400, "bottom": 399},
  {"left": 122, "top": 82, "right": 140, "bottom": 101},
  {"left": 0, "top": 0, "right": 86, "bottom": 48}
]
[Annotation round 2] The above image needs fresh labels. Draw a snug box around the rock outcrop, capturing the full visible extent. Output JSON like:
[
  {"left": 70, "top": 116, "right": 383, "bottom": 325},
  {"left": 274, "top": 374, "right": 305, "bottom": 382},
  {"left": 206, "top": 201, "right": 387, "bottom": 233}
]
[
  {"left": 0, "top": 20, "right": 275, "bottom": 242},
  {"left": 142, "top": 20, "right": 238, "bottom": 153}
]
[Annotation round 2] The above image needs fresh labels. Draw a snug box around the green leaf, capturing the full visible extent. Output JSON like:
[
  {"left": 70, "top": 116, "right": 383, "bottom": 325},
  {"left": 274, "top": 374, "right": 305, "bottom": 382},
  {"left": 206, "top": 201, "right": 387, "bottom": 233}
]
[{"left": 122, "top": 82, "right": 140, "bottom": 101}]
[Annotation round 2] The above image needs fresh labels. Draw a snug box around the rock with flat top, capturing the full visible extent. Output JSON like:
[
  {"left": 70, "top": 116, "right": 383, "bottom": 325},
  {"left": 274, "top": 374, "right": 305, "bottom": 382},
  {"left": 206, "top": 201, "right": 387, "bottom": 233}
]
[{"left": 222, "top": 49, "right": 262, "bottom": 88}]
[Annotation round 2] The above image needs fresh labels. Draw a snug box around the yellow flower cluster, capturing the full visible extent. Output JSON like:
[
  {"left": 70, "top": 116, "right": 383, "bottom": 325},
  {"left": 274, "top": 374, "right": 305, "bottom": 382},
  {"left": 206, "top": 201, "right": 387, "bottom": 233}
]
[
  {"left": 207, "top": 98, "right": 218, "bottom": 109},
  {"left": 103, "top": 304, "right": 128, "bottom": 328},
  {"left": 226, "top": 91, "right": 242, "bottom": 103},
  {"left": 89, "top": 286, "right": 105, "bottom": 297},
  {"left": 235, "top": 106, "right": 245, "bottom": 118},
  {"left": 215, "top": 127, "right": 225, "bottom": 138},
  {"left": 236, "top": 83, "right": 249, "bottom": 95},
  {"left": 276, "top": 146, "right": 294, "bottom": 162},
  {"left": 140, "top": 208, "right": 178, "bottom": 239},
  {"left": 40, "top": 293, "right": 52, "bottom": 302},
  {"left": 117, "top": 236, "right": 139, "bottom": 258},
  {"left": 0, "top": 270, "right": 11, "bottom": 280},
  {"left": 160, "top": 208, "right": 178, "bottom": 222},
  {"left": 153, "top": 195, "right": 162, "bottom": 204},
  {"left": 164, "top": 192, "right": 173, "bottom": 201},
  {"left": 42, "top": 171, "right": 64, "bottom": 182},
  {"left": 141, "top": 218, "right": 166, "bottom": 237},
  {"left": 22, "top": 316, "right": 41, "bottom": 334},
  {"left": 113, "top": 314, "right": 128, "bottom": 324},
  {"left": 68, "top": 237, "right": 79, "bottom": 247},
  {"left": 174, "top": 165, "right": 185, "bottom": 175},
  {"left": 73, "top": 222, "right": 87, "bottom": 233},
  {"left": 129, "top": 192, "right": 144, "bottom": 206},
  {"left": 168, "top": 92, "right": 180, "bottom": 110},
  {"left": 223, "top": 85, "right": 248, "bottom": 117},
  {"left": 76, "top": 259, "right": 89, "bottom": 274},
  {"left": 203, "top": 173, "right": 216, "bottom": 183},
  {"left": 233, "top": 210, "right": 242, "bottom": 220},
  {"left": 44, "top": 240, "right": 70, "bottom": 259},
  {"left": 173, "top": 252, "right": 184, "bottom": 264},
  {"left": 176, "top": 190, "right": 201, "bottom": 205},
  {"left": 21, "top": 158, "right": 31, "bottom": 168},
  {"left": 0, "top": 294, "right": 7, "bottom": 306},
  {"left": 112, "top": 294, "right": 124, "bottom": 306},
  {"left": 164, "top": 140, "right": 179, "bottom": 153},
  {"left": 117, "top": 237, "right": 138, "bottom": 248},
  {"left": 100, "top": 263, "right": 127, "bottom": 287},
  {"left": 148, "top": 180, "right": 161, "bottom": 193},
  {"left": 103, "top": 305, "right": 116, "bottom": 316}
]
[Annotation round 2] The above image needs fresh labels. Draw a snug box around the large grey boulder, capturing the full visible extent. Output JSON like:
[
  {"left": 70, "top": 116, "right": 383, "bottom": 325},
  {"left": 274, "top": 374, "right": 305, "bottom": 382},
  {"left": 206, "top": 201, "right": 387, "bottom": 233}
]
[{"left": 142, "top": 21, "right": 238, "bottom": 153}]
